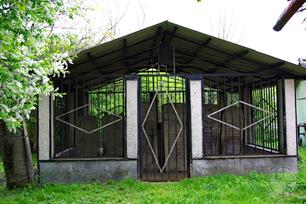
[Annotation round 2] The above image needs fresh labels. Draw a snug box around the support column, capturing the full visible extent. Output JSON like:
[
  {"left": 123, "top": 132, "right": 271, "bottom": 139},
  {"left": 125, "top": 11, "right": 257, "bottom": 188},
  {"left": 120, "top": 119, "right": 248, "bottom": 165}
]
[
  {"left": 189, "top": 76, "right": 203, "bottom": 159},
  {"left": 38, "top": 94, "right": 51, "bottom": 160},
  {"left": 284, "top": 79, "right": 297, "bottom": 156},
  {"left": 126, "top": 76, "right": 138, "bottom": 159},
  {"left": 277, "top": 80, "right": 285, "bottom": 153}
]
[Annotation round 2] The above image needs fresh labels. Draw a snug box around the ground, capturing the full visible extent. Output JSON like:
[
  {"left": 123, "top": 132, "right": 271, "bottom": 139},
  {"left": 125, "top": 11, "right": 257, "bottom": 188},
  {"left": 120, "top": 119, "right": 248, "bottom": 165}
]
[{"left": 0, "top": 149, "right": 305, "bottom": 204}]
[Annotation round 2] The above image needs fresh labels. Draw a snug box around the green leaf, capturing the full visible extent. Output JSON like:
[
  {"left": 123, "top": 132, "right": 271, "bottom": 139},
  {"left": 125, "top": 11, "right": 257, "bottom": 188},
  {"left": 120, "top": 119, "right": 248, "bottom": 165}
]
[{"left": 17, "top": 3, "right": 26, "bottom": 12}]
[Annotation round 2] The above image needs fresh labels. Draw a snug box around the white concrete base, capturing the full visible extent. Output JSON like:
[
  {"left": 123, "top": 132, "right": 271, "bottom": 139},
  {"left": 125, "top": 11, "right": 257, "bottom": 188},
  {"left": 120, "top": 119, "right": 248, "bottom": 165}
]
[{"left": 192, "top": 156, "right": 297, "bottom": 176}]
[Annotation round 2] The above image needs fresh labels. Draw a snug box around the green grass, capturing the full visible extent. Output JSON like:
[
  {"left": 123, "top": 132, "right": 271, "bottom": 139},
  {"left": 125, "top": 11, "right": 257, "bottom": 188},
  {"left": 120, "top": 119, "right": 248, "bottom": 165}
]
[{"left": 0, "top": 149, "right": 305, "bottom": 204}]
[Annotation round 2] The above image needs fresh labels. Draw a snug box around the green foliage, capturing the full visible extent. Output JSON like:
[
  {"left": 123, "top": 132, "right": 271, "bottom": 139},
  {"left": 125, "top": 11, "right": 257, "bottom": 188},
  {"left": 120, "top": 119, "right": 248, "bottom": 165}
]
[
  {"left": 89, "top": 77, "right": 125, "bottom": 117},
  {"left": 139, "top": 73, "right": 185, "bottom": 105},
  {"left": 0, "top": 148, "right": 305, "bottom": 203},
  {"left": 0, "top": 0, "right": 79, "bottom": 131},
  {"left": 0, "top": 158, "right": 3, "bottom": 178}
]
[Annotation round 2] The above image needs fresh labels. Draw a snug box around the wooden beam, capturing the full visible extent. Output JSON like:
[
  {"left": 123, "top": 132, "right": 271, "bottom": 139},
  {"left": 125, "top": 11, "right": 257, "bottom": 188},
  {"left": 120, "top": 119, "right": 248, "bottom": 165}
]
[{"left": 187, "top": 38, "right": 212, "bottom": 64}]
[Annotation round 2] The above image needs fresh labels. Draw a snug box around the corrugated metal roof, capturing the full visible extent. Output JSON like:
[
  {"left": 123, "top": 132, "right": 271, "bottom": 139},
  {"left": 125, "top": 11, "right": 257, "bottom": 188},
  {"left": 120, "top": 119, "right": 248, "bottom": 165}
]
[{"left": 68, "top": 21, "right": 306, "bottom": 80}]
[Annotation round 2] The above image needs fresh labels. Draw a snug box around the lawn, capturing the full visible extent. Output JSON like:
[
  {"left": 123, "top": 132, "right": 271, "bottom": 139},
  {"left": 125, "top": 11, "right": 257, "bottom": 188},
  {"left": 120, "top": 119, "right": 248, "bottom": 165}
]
[{"left": 0, "top": 149, "right": 305, "bottom": 204}]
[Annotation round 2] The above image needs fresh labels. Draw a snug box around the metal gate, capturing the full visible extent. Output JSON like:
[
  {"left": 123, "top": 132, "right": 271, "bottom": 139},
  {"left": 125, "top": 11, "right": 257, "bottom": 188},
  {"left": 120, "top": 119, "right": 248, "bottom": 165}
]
[{"left": 139, "top": 74, "right": 190, "bottom": 181}]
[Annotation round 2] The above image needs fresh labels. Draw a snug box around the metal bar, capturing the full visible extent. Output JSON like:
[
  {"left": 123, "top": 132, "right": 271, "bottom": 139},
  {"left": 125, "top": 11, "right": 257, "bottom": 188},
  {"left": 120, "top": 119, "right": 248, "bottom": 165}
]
[
  {"left": 230, "top": 77, "right": 234, "bottom": 154},
  {"left": 238, "top": 76, "right": 242, "bottom": 154},
  {"left": 209, "top": 79, "right": 213, "bottom": 155},
  {"left": 57, "top": 113, "right": 123, "bottom": 135},
  {"left": 167, "top": 75, "right": 170, "bottom": 180},
  {"left": 223, "top": 76, "right": 227, "bottom": 154},
  {"left": 60, "top": 78, "right": 64, "bottom": 154},
  {"left": 175, "top": 76, "right": 178, "bottom": 179},
  {"left": 217, "top": 77, "right": 221, "bottom": 155}
]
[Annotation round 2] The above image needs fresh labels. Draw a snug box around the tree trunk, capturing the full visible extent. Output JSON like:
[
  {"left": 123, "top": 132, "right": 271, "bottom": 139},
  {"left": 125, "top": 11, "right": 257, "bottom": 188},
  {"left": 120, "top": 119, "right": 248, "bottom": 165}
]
[
  {"left": 3, "top": 126, "right": 34, "bottom": 189},
  {"left": 0, "top": 122, "right": 4, "bottom": 156}
]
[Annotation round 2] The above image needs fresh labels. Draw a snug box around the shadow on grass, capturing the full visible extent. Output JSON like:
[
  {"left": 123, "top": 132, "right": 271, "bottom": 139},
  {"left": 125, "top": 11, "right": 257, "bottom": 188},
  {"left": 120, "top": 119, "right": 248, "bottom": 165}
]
[{"left": 0, "top": 153, "right": 38, "bottom": 185}]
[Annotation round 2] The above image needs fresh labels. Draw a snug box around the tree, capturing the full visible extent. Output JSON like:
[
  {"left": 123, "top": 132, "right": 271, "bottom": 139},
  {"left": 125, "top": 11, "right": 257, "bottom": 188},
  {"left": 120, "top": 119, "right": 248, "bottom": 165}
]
[
  {"left": 49, "top": 0, "right": 129, "bottom": 53},
  {"left": 208, "top": 10, "right": 246, "bottom": 44},
  {"left": 0, "top": 0, "right": 79, "bottom": 188},
  {"left": 11, "top": 0, "right": 130, "bottom": 156},
  {"left": 71, "top": 0, "right": 129, "bottom": 52}
]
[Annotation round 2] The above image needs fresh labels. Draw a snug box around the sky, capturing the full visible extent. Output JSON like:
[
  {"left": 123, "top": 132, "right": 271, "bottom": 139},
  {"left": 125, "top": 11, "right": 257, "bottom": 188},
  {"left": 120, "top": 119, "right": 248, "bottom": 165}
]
[{"left": 83, "top": 0, "right": 306, "bottom": 64}]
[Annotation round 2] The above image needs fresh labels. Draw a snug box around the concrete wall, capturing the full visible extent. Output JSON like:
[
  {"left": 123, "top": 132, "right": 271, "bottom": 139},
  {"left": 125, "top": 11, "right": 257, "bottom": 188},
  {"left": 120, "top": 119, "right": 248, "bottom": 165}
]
[
  {"left": 38, "top": 94, "right": 51, "bottom": 160},
  {"left": 189, "top": 79, "right": 203, "bottom": 159},
  {"left": 192, "top": 156, "right": 297, "bottom": 176},
  {"left": 284, "top": 79, "right": 297, "bottom": 155},
  {"left": 39, "top": 160, "right": 137, "bottom": 184},
  {"left": 126, "top": 78, "right": 138, "bottom": 159}
]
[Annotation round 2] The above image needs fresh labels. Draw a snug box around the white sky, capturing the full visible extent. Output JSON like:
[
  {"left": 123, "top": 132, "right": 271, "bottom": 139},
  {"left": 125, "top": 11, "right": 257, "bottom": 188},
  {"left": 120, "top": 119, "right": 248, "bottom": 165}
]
[{"left": 85, "top": 0, "right": 306, "bottom": 64}]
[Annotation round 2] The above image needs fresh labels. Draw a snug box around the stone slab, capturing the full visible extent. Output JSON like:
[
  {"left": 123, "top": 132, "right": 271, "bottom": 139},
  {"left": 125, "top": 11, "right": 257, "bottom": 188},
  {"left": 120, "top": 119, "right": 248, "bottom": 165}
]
[{"left": 39, "top": 160, "right": 137, "bottom": 184}]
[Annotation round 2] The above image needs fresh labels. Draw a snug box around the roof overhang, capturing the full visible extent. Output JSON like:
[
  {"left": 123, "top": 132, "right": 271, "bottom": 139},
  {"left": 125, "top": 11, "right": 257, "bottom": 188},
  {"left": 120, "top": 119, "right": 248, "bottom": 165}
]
[{"left": 67, "top": 21, "right": 306, "bottom": 81}]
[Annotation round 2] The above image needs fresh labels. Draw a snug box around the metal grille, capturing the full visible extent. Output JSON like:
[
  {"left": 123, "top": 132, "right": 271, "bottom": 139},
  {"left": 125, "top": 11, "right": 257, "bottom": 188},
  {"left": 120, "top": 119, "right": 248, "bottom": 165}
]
[
  {"left": 53, "top": 76, "right": 125, "bottom": 158},
  {"left": 139, "top": 74, "right": 190, "bottom": 181},
  {"left": 203, "top": 76, "right": 283, "bottom": 156}
]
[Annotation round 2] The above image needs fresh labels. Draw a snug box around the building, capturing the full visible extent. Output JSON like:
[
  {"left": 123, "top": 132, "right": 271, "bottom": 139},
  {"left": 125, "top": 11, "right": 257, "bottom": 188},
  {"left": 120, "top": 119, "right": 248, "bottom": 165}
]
[{"left": 38, "top": 21, "right": 305, "bottom": 183}]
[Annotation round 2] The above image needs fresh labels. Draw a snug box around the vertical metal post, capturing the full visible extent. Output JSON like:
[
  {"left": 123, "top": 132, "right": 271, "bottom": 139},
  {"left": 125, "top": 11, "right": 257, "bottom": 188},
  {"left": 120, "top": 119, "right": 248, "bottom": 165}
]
[{"left": 173, "top": 45, "right": 176, "bottom": 74}]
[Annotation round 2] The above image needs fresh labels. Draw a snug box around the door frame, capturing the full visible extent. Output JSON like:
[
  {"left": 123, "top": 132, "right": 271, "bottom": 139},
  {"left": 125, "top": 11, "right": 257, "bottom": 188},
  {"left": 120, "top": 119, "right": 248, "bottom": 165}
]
[{"left": 137, "top": 74, "right": 191, "bottom": 181}]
